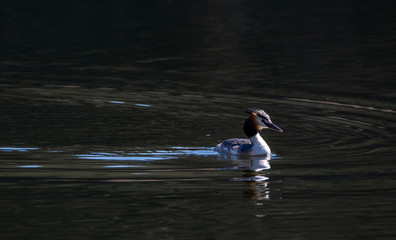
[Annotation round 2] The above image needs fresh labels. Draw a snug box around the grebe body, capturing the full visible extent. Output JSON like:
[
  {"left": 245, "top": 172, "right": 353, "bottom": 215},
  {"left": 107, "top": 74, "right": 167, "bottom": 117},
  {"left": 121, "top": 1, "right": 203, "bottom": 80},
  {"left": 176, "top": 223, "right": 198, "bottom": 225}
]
[{"left": 215, "top": 108, "right": 282, "bottom": 156}]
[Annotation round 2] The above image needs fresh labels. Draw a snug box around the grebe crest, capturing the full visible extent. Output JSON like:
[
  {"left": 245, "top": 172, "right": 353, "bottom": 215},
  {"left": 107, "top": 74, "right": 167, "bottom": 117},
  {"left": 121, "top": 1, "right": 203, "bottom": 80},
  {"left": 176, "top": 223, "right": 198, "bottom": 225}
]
[{"left": 215, "top": 108, "right": 283, "bottom": 156}]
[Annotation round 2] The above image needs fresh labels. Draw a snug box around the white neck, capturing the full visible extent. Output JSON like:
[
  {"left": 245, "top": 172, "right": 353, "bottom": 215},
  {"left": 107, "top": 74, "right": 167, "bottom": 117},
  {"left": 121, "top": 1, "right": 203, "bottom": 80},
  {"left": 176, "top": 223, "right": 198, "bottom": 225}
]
[{"left": 249, "top": 132, "right": 271, "bottom": 156}]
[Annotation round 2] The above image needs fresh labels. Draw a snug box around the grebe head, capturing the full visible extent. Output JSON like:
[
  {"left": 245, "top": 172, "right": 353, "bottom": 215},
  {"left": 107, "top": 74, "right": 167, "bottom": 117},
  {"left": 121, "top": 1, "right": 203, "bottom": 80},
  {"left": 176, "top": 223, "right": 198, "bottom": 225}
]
[{"left": 243, "top": 108, "right": 283, "bottom": 137}]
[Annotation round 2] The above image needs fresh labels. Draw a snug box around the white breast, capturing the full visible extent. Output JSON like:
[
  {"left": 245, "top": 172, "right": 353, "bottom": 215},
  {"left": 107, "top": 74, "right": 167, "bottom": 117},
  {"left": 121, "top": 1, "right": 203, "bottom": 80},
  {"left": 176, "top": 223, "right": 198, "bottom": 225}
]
[{"left": 248, "top": 133, "right": 271, "bottom": 156}]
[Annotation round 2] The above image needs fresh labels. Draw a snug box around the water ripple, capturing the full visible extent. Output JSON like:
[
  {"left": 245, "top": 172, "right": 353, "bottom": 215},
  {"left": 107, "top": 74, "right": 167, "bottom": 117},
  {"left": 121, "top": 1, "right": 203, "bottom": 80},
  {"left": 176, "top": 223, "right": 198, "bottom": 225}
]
[
  {"left": 0, "top": 147, "right": 39, "bottom": 152},
  {"left": 285, "top": 98, "right": 396, "bottom": 114},
  {"left": 75, "top": 147, "right": 218, "bottom": 161}
]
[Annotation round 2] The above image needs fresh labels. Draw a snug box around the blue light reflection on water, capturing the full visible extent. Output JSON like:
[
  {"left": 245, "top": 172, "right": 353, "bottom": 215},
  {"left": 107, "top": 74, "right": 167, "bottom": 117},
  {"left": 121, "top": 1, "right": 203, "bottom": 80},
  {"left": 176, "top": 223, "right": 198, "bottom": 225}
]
[
  {"left": 135, "top": 104, "right": 151, "bottom": 107},
  {"left": 0, "top": 146, "right": 276, "bottom": 173},
  {"left": 18, "top": 165, "right": 43, "bottom": 168},
  {"left": 75, "top": 155, "right": 174, "bottom": 161},
  {"left": 75, "top": 147, "right": 218, "bottom": 161},
  {"left": 0, "top": 147, "right": 274, "bottom": 180},
  {"left": 108, "top": 101, "right": 125, "bottom": 104},
  {"left": 0, "top": 144, "right": 274, "bottom": 202},
  {"left": 0, "top": 147, "right": 39, "bottom": 152},
  {"left": 103, "top": 165, "right": 143, "bottom": 168}
]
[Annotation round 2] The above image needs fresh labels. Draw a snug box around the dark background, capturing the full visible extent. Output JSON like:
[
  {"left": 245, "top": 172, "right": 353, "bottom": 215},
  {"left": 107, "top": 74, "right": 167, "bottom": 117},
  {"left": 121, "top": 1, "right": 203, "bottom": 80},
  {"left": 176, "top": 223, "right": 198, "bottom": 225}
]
[{"left": 1, "top": 1, "right": 396, "bottom": 239}]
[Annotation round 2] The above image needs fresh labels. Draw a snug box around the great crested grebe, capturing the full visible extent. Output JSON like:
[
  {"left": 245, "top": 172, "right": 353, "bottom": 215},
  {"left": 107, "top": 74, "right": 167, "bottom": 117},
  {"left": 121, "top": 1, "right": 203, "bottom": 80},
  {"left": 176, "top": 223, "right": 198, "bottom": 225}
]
[{"left": 214, "top": 108, "right": 283, "bottom": 156}]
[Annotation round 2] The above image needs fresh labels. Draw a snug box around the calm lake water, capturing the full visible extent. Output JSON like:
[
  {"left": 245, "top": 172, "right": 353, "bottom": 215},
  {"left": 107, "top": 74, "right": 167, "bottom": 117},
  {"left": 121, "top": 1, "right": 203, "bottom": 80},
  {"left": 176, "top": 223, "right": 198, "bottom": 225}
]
[{"left": 1, "top": 1, "right": 396, "bottom": 239}]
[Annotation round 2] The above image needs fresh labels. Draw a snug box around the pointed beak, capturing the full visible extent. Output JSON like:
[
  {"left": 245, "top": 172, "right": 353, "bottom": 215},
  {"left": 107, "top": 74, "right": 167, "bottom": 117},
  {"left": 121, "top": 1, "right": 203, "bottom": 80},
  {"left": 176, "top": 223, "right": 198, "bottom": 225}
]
[{"left": 267, "top": 122, "right": 283, "bottom": 132}]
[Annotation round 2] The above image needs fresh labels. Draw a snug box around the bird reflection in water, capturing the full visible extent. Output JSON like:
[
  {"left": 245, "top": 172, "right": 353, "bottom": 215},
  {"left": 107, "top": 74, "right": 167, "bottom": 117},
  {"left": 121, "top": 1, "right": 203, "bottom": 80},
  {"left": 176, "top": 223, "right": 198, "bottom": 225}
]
[{"left": 227, "top": 154, "right": 281, "bottom": 200}]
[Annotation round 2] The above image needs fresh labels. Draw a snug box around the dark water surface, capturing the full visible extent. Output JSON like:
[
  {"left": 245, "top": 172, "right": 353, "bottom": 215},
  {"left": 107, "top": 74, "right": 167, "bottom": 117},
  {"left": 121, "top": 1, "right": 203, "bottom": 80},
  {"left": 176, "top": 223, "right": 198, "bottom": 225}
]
[{"left": 1, "top": 1, "right": 396, "bottom": 239}]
